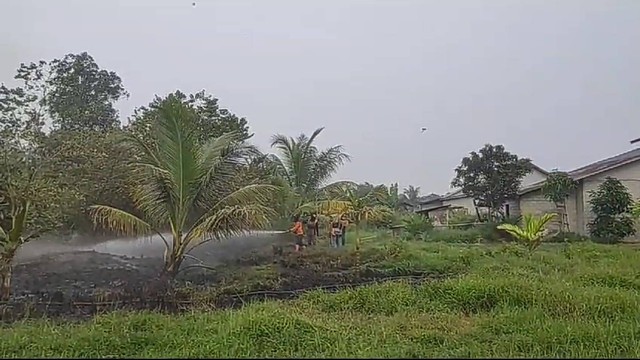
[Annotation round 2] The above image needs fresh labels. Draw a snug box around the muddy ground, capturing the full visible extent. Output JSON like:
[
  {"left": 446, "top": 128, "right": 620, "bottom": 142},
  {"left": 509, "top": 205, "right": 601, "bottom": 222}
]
[{"left": 3, "top": 234, "right": 434, "bottom": 321}]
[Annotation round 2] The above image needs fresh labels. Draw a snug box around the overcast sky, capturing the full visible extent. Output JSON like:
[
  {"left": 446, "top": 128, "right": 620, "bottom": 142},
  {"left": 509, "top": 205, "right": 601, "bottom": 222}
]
[{"left": 2, "top": 0, "right": 639, "bottom": 194}]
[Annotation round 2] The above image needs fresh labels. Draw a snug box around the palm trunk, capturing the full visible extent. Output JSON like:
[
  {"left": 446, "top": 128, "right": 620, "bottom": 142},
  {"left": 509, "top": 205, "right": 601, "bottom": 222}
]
[
  {"left": 162, "top": 255, "right": 183, "bottom": 279},
  {"left": 0, "top": 257, "right": 13, "bottom": 301}
]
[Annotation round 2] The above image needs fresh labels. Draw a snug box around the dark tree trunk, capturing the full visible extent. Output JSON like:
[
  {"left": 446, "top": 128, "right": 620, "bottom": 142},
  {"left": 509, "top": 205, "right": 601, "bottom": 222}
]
[{"left": 0, "top": 258, "right": 12, "bottom": 301}]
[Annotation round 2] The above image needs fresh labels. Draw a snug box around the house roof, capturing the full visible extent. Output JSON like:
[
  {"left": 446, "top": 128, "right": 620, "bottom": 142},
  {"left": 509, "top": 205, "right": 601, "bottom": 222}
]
[
  {"left": 417, "top": 193, "right": 442, "bottom": 204},
  {"left": 567, "top": 147, "right": 640, "bottom": 180},
  {"left": 519, "top": 147, "right": 640, "bottom": 195}
]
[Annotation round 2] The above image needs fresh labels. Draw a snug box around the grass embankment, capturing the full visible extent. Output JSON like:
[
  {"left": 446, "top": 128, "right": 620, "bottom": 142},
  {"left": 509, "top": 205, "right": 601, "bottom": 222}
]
[{"left": 2, "top": 234, "right": 640, "bottom": 358}]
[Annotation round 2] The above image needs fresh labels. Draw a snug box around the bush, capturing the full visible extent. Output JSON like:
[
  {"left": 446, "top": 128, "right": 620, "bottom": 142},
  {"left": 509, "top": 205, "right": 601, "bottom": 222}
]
[
  {"left": 402, "top": 214, "right": 433, "bottom": 238},
  {"left": 447, "top": 211, "right": 476, "bottom": 230},
  {"left": 587, "top": 177, "right": 636, "bottom": 242}
]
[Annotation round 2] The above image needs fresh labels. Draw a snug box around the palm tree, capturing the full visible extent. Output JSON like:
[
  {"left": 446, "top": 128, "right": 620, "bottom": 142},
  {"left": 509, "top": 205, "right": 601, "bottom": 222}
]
[
  {"left": 497, "top": 213, "right": 556, "bottom": 252},
  {"left": 90, "top": 98, "right": 278, "bottom": 278},
  {"left": 270, "top": 127, "right": 350, "bottom": 214},
  {"left": 318, "top": 183, "right": 391, "bottom": 246},
  {"left": 403, "top": 185, "right": 421, "bottom": 205}
]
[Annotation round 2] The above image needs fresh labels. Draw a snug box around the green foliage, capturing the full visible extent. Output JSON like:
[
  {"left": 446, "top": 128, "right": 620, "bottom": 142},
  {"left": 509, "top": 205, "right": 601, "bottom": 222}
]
[
  {"left": 402, "top": 185, "right": 420, "bottom": 205},
  {"left": 127, "top": 90, "right": 252, "bottom": 144},
  {"left": 0, "top": 147, "right": 72, "bottom": 298},
  {"left": 402, "top": 213, "right": 433, "bottom": 237},
  {"left": 545, "top": 231, "right": 590, "bottom": 243},
  {"left": 5, "top": 242, "right": 640, "bottom": 357},
  {"left": 39, "top": 129, "right": 136, "bottom": 232},
  {"left": 422, "top": 228, "right": 484, "bottom": 243},
  {"left": 451, "top": 144, "right": 532, "bottom": 219},
  {"left": 542, "top": 170, "right": 577, "bottom": 204},
  {"left": 587, "top": 177, "right": 635, "bottom": 243},
  {"left": 89, "top": 98, "right": 278, "bottom": 277},
  {"left": 47, "top": 52, "right": 128, "bottom": 131},
  {"left": 0, "top": 62, "right": 48, "bottom": 148},
  {"left": 269, "top": 127, "right": 350, "bottom": 214},
  {"left": 632, "top": 201, "right": 640, "bottom": 219},
  {"left": 497, "top": 213, "right": 556, "bottom": 252},
  {"left": 447, "top": 210, "right": 476, "bottom": 229}
]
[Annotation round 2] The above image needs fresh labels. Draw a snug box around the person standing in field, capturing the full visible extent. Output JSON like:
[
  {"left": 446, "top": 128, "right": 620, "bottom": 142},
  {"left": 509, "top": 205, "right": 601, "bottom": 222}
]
[
  {"left": 313, "top": 213, "right": 320, "bottom": 237},
  {"left": 339, "top": 215, "right": 349, "bottom": 247},
  {"left": 290, "top": 215, "right": 305, "bottom": 252},
  {"left": 330, "top": 220, "right": 342, "bottom": 248},
  {"left": 306, "top": 214, "right": 318, "bottom": 246}
]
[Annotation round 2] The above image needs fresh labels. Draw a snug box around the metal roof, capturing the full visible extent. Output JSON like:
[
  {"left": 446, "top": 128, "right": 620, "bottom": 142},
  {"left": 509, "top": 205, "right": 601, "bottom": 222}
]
[{"left": 519, "top": 147, "right": 640, "bottom": 195}]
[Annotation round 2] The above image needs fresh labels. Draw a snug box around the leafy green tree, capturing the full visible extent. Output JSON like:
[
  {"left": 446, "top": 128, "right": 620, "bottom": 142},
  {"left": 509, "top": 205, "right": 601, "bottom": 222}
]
[
  {"left": 402, "top": 213, "right": 433, "bottom": 238},
  {"left": 40, "top": 129, "right": 136, "bottom": 233},
  {"left": 451, "top": 144, "right": 532, "bottom": 221},
  {"left": 270, "top": 127, "right": 350, "bottom": 213},
  {"left": 48, "top": 52, "right": 128, "bottom": 131},
  {"left": 541, "top": 170, "right": 577, "bottom": 231},
  {"left": 89, "top": 98, "right": 277, "bottom": 278},
  {"left": 127, "top": 90, "right": 252, "bottom": 144},
  {"left": 0, "top": 148, "right": 70, "bottom": 299},
  {"left": 587, "top": 177, "right": 635, "bottom": 243},
  {"left": 0, "top": 61, "right": 50, "bottom": 148}
]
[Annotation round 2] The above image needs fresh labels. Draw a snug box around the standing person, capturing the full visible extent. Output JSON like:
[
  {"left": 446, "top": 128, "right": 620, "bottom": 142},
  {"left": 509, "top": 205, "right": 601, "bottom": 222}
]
[
  {"left": 289, "top": 215, "right": 305, "bottom": 252},
  {"left": 330, "top": 219, "right": 342, "bottom": 248},
  {"left": 306, "top": 214, "right": 318, "bottom": 246},
  {"left": 339, "top": 215, "right": 349, "bottom": 247},
  {"left": 313, "top": 213, "right": 320, "bottom": 237}
]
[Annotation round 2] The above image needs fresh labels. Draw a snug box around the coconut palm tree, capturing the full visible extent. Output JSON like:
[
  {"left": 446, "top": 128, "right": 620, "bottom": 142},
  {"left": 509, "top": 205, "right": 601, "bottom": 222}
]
[
  {"left": 90, "top": 98, "right": 278, "bottom": 278},
  {"left": 317, "top": 183, "right": 391, "bottom": 246},
  {"left": 403, "top": 185, "right": 421, "bottom": 206},
  {"left": 269, "top": 127, "right": 350, "bottom": 214}
]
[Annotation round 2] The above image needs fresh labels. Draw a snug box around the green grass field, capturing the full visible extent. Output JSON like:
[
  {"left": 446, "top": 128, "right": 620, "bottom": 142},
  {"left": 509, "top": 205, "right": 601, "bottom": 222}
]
[{"left": 2, "top": 237, "right": 640, "bottom": 358}]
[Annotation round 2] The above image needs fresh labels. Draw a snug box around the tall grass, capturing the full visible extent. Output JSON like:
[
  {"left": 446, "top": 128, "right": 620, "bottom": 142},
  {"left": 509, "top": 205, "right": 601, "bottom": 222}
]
[{"left": 2, "top": 242, "right": 640, "bottom": 357}]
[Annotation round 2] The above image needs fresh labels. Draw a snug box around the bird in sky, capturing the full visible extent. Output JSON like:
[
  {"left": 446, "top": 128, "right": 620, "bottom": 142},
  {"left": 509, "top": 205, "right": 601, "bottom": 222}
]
[{"left": 421, "top": 127, "right": 427, "bottom": 133}]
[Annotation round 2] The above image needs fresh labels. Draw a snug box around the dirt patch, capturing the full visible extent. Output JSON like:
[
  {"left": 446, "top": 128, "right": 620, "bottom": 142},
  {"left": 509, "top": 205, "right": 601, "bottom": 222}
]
[{"left": 2, "top": 240, "right": 448, "bottom": 322}]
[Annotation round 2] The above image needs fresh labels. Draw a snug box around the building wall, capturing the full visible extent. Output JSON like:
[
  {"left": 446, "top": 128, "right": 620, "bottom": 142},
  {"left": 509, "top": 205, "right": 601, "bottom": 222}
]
[
  {"left": 522, "top": 168, "right": 548, "bottom": 187},
  {"left": 518, "top": 190, "right": 578, "bottom": 232},
  {"left": 518, "top": 159, "right": 640, "bottom": 237},
  {"left": 442, "top": 167, "right": 548, "bottom": 218},
  {"left": 579, "top": 160, "right": 640, "bottom": 237}
]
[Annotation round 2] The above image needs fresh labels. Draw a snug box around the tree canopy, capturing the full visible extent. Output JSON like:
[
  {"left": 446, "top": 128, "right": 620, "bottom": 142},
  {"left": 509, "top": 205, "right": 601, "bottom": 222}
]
[{"left": 451, "top": 144, "right": 532, "bottom": 219}]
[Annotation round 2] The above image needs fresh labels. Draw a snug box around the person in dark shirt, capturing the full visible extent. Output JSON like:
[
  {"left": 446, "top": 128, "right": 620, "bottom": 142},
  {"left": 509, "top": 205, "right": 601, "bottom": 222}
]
[
  {"left": 330, "top": 220, "right": 342, "bottom": 248},
  {"left": 306, "top": 214, "right": 318, "bottom": 246},
  {"left": 339, "top": 215, "right": 349, "bottom": 247}
]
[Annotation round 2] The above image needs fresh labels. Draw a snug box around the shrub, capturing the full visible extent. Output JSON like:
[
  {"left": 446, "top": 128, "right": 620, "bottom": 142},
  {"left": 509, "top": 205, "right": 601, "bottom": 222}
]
[
  {"left": 402, "top": 213, "right": 433, "bottom": 238},
  {"left": 447, "top": 211, "right": 476, "bottom": 230},
  {"left": 588, "top": 177, "right": 636, "bottom": 243},
  {"left": 497, "top": 213, "right": 556, "bottom": 252}
]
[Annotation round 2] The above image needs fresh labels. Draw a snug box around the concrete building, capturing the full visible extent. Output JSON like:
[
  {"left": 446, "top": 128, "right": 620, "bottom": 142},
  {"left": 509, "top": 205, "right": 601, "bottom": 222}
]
[{"left": 518, "top": 148, "right": 640, "bottom": 236}]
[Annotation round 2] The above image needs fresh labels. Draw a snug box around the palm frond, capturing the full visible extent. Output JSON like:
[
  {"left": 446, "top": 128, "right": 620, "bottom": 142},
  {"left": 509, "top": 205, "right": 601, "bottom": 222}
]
[
  {"left": 89, "top": 205, "right": 155, "bottom": 238},
  {"left": 184, "top": 204, "right": 277, "bottom": 247},
  {"left": 152, "top": 99, "right": 200, "bottom": 227}
]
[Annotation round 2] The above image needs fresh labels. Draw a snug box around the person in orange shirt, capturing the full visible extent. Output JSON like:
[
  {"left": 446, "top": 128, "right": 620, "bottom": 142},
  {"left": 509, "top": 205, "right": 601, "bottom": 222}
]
[{"left": 289, "top": 215, "right": 305, "bottom": 252}]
